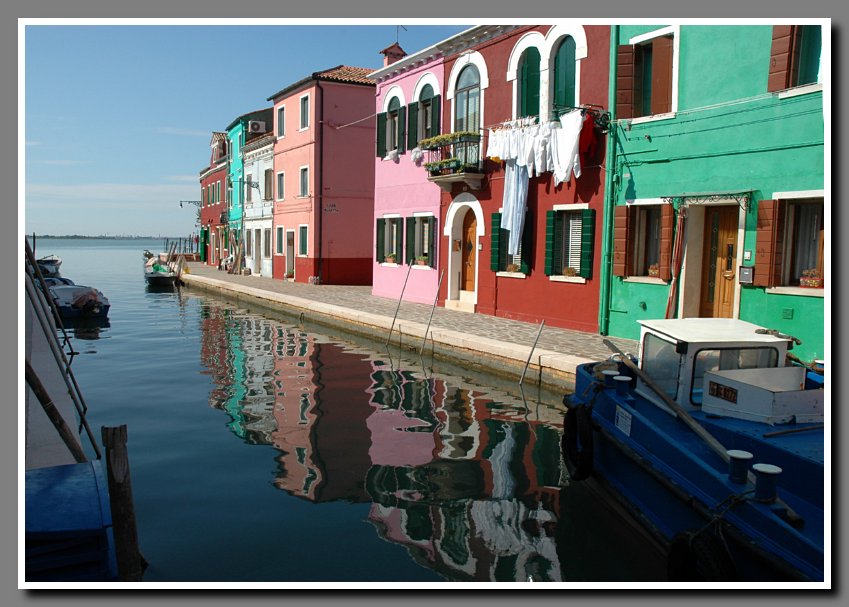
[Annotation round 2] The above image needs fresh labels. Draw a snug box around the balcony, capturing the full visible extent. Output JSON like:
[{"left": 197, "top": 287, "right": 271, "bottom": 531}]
[{"left": 420, "top": 132, "right": 485, "bottom": 192}]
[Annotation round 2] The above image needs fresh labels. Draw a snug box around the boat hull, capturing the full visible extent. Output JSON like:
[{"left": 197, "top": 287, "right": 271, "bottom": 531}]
[
  {"left": 565, "top": 361, "right": 824, "bottom": 582},
  {"left": 144, "top": 272, "right": 177, "bottom": 288}
]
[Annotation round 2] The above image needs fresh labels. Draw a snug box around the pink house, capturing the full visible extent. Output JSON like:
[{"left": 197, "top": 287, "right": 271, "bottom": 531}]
[
  {"left": 267, "top": 66, "right": 376, "bottom": 285},
  {"left": 369, "top": 43, "right": 446, "bottom": 304}
]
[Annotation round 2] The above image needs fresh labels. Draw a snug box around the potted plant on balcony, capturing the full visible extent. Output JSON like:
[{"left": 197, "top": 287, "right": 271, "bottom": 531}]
[
  {"left": 648, "top": 263, "right": 660, "bottom": 278},
  {"left": 416, "top": 255, "right": 429, "bottom": 266},
  {"left": 799, "top": 268, "right": 823, "bottom": 288},
  {"left": 384, "top": 252, "right": 397, "bottom": 264}
]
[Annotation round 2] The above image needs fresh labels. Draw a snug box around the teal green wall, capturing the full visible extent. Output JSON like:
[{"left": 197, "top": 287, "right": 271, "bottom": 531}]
[
  {"left": 227, "top": 123, "right": 245, "bottom": 239},
  {"left": 605, "top": 25, "right": 825, "bottom": 360}
]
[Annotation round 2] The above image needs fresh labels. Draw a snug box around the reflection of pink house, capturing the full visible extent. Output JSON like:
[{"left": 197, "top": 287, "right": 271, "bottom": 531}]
[
  {"left": 369, "top": 43, "right": 446, "bottom": 304},
  {"left": 267, "top": 66, "right": 376, "bottom": 285}
]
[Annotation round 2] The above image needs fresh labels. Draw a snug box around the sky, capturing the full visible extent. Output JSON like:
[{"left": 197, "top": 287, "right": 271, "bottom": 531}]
[{"left": 22, "top": 21, "right": 471, "bottom": 237}]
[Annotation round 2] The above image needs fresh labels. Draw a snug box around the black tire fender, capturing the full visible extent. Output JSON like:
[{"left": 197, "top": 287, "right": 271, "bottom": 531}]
[{"left": 561, "top": 405, "right": 594, "bottom": 481}]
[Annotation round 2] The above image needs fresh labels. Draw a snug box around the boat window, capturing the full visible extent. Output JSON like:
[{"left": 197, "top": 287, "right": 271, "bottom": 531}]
[
  {"left": 691, "top": 347, "right": 780, "bottom": 405},
  {"left": 641, "top": 333, "right": 681, "bottom": 401}
]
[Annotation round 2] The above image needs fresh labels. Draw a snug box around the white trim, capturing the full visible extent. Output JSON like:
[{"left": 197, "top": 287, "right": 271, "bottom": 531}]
[
  {"left": 298, "top": 165, "right": 309, "bottom": 197},
  {"left": 445, "top": 192, "right": 485, "bottom": 236},
  {"left": 625, "top": 198, "right": 671, "bottom": 206},
  {"left": 275, "top": 171, "right": 285, "bottom": 201},
  {"left": 506, "top": 31, "right": 545, "bottom": 82},
  {"left": 496, "top": 271, "right": 527, "bottom": 279},
  {"left": 381, "top": 213, "right": 402, "bottom": 219},
  {"left": 412, "top": 72, "right": 441, "bottom": 102},
  {"left": 446, "top": 51, "right": 489, "bottom": 100},
  {"left": 552, "top": 203, "right": 589, "bottom": 211},
  {"left": 381, "top": 86, "right": 407, "bottom": 112},
  {"left": 411, "top": 265, "right": 434, "bottom": 271},
  {"left": 626, "top": 25, "right": 680, "bottom": 118},
  {"left": 629, "top": 112, "right": 677, "bottom": 125},
  {"left": 624, "top": 276, "right": 668, "bottom": 285},
  {"left": 765, "top": 286, "right": 825, "bottom": 298},
  {"left": 772, "top": 189, "right": 825, "bottom": 200},
  {"left": 298, "top": 93, "right": 310, "bottom": 131},
  {"left": 274, "top": 225, "right": 284, "bottom": 256},
  {"left": 549, "top": 275, "right": 587, "bottom": 284},
  {"left": 629, "top": 25, "right": 676, "bottom": 46},
  {"left": 276, "top": 104, "right": 286, "bottom": 139},
  {"left": 777, "top": 83, "right": 823, "bottom": 99},
  {"left": 297, "top": 223, "right": 309, "bottom": 256},
  {"left": 412, "top": 211, "right": 434, "bottom": 217}
]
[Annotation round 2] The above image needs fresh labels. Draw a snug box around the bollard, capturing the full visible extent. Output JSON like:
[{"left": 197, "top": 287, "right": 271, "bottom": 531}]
[
  {"left": 752, "top": 463, "right": 783, "bottom": 502},
  {"left": 601, "top": 369, "right": 619, "bottom": 387},
  {"left": 726, "top": 449, "right": 753, "bottom": 484},
  {"left": 613, "top": 375, "right": 631, "bottom": 397}
]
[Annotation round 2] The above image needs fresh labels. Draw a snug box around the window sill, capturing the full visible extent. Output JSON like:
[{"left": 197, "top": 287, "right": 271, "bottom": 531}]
[
  {"left": 765, "top": 286, "right": 824, "bottom": 298},
  {"left": 411, "top": 265, "right": 433, "bottom": 271},
  {"left": 380, "top": 262, "right": 399, "bottom": 267},
  {"left": 628, "top": 112, "right": 676, "bottom": 126},
  {"left": 496, "top": 271, "right": 526, "bottom": 279},
  {"left": 549, "top": 275, "right": 587, "bottom": 284},
  {"left": 777, "top": 83, "right": 823, "bottom": 99},
  {"left": 623, "top": 276, "right": 667, "bottom": 285}
]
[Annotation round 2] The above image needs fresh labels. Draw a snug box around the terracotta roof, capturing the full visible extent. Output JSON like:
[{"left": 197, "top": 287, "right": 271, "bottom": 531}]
[
  {"left": 242, "top": 131, "right": 275, "bottom": 151},
  {"left": 210, "top": 132, "right": 227, "bottom": 143},
  {"left": 267, "top": 65, "right": 375, "bottom": 101}
]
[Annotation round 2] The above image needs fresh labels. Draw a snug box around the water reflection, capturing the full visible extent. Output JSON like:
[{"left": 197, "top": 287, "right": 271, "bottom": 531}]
[
  {"left": 196, "top": 302, "right": 663, "bottom": 582},
  {"left": 64, "top": 316, "right": 111, "bottom": 341}
]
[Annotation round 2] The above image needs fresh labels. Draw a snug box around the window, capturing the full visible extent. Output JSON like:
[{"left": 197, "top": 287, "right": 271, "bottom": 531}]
[
  {"left": 376, "top": 96, "right": 406, "bottom": 158},
  {"left": 375, "top": 217, "right": 403, "bottom": 263},
  {"left": 490, "top": 212, "right": 530, "bottom": 274},
  {"left": 245, "top": 229, "right": 252, "bottom": 257},
  {"left": 299, "top": 167, "right": 309, "bottom": 197},
  {"left": 264, "top": 169, "right": 273, "bottom": 201},
  {"left": 454, "top": 65, "right": 481, "bottom": 133},
  {"left": 264, "top": 228, "right": 272, "bottom": 258},
  {"left": 612, "top": 203, "right": 674, "bottom": 279},
  {"left": 276, "top": 172, "right": 285, "bottom": 200},
  {"left": 691, "top": 347, "right": 779, "bottom": 405},
  {"left": 641, "top": 333, "right": 681, "bottom": 401},
  {"left": 768, "top": 25, "right": 822, "bottom": 92},
  {"left": 754, "top": 197, "right": 824, "bottom": 288},
  {"left": 300, "top": 95, "right": 309, "bottom": 130},
  {"left": 246, "top": 174, "right": 253, "bottom": 203},
  {"left": 407, "top": 84, "right": 441, "bottom": 149},
  {"left": 216, "top": 181, "right": 221, "bottom": 203},
  {"left": 276, "top": 226, "right": 284, "bottom": 254},
  {"left": 405, "top": 216, "right": 436, "bottom": 268},
  {"left": 617, "top": 29, "right": 675, "bottom": 119},
  {"left": 277, "top": 106, "right": 285, "bottom": 137},
  {"left": 545, "top": 208, "right": 596, "bottom": 278},
  {"left": 518, "top": 47, "right": 541, "bottom": 119},
  {"left": 202, "top": 185, "right": 207, "bottom": 207},
  {"left": 298, "top": 225, "right": 308, "bottom": 256},
  {"left": 552, "top": 36, "right": 577, "bottom": 118}
]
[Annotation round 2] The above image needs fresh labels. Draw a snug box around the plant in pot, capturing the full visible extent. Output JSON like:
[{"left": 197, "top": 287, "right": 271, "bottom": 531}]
[
  {"left": 384, "top": 253, "right": 397, "bottom": 264},
  {"left": 416, "top": 255, "right": 429, "bottom": 266},
  {"left": 799, "top": 268, "right": 823, "bottom": 288},
  {"left": 563, "top": 266, "right": 577, "bottom": 277},
  {"left": 505, "top": 263, "right": 521, "bottom": 273},
  {"left": 648, "top": 263, "right": 660, "bottom": 278}
]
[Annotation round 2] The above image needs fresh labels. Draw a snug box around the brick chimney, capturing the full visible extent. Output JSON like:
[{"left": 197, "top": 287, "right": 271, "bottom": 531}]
[{"left": 380, "top": 42, "right": 407, "bottom": 67}]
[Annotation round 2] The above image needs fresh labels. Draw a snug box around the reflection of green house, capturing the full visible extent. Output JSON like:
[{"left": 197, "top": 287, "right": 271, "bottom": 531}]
[
  {"left": 223, "top": 317, "right": 248, "bottom": 439},
  {"left": 601, "top": 24, "right": 826, "bottom": 361}
]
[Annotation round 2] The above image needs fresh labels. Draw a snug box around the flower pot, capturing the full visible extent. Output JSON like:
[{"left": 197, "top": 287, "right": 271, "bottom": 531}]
[{"left": 800, "top": 278, "right": 823, "bottom": 288}]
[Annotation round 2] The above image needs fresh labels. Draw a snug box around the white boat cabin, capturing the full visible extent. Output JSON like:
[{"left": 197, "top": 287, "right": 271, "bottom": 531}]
[{"left": 635, "top": 318, "right": 822, "bottom": 424}]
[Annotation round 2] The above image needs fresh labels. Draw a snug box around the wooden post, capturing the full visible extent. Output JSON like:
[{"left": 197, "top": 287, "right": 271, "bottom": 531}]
[{"left": 101, "top": 425, "right": 144, "bottom": 581}]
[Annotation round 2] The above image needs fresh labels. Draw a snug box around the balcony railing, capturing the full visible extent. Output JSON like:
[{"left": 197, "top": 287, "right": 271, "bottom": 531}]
[{"left": 420, "top": 132, "right": 485, "bottom": 191}]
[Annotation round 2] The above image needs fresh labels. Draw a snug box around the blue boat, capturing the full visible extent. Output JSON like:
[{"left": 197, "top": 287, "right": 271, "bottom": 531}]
[{"left": 563, "top": 318, "right": 825, "bottom": 582}]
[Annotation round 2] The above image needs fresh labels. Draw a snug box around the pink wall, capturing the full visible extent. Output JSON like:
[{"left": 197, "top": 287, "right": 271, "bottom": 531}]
[{"left": 372, "top": 57, "right": 446, "bottom": 304}]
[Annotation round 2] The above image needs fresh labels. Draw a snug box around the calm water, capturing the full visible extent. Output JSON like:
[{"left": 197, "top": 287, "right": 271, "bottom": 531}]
[{"left": 29, "top": 238, "right": 667, "bottom": 584}]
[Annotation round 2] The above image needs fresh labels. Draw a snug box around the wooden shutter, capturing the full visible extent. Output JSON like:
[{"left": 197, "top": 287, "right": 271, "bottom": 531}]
[
  {"left": 427, "top": 216, "right": 437, "bottom": 267},
  {"left": 407, "top": 103, "right": 419, "bottom": 149},
  {"left": 579, "top": 209, "right": 595, "bottom": 279},
  {"left": 616, "top": 45, "right": 637, "bottom": 120},
  {"left": 430, "top": 95, "right": 441, "bottom": 137},
  {"left": 264, "top": 169, "right": 273, "bottom": 200},
  {"left": 520, "top": 216, "right": 532, "bottom": 274},
  {"left": 405, "top": 216, "right": 416, "bottom": 265},
  {"left": 376, "top": 219, "right": 385, "bottom": 261},
  {"left": 612, "top": 205, "right": 630, "bottom": 276},
  {"left": 651, "top": 37, "right": 674, "bottom": 115},
  {"left": 397, "top": 106, "right": 407, "bottom": 154},
  {"left": 520, "top": 48, "right": 541, "bottom": 118},
  {"left": 554, "top": 37, "right": 577, "bottom": 115},
  {"left": 658, "top": 204, "right": 674, "bottom": 281},
  {"left": 544, "top": 211, "right": 557, "bottom": 276},
  {"left": 768, "top": 25, "right": 800, "bottom": 92},
  {"left": 376, "top": 112, "right": 387, "bottom": 157},
  {"left": 753, "top": 199, "right": 785, "bottom": 287},
  {"left": 490, "top": 213, "right": 502, "bottom": 271}
]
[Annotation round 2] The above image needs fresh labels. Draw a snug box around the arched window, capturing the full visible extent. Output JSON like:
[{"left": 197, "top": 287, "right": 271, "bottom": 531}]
[
  {"left": 387, "top": 96, "right": 401, "bottom": 151},
  {"left": 376, "top": 95, "right": 406, "bottom": 157},
  {"left": 407, "top": 83, "right": 441, "bottom": 148},
  {"left": 519, "top": 47, "right": 541, "bottom": 118},
  {"left": 553, "top": 37, "right": 577, "bottom": 117},
  {"left": 454, "top": 65, "right": 481, "bottom": 133}
]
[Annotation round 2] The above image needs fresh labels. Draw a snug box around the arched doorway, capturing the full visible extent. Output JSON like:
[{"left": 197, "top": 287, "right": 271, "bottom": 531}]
[
  {"left": 444, "top": 194, "right": 484, "bottom": 313},
  {"left": 462, "top": 210, "right": 477, "bottom": 291}
]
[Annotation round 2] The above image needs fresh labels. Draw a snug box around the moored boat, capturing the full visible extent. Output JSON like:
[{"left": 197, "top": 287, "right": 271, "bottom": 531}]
[
  {"left": 562, "top": 318, "right": 824, "bottom": 582},
  {"left": 36, "top": 254, "right": 62, "bottom": 278},
  {"left": 48, "top": 284, "right": 111, "bottom": 319},
  {"left": 143, "top": 249, "right": 178, "bottom": 288}
]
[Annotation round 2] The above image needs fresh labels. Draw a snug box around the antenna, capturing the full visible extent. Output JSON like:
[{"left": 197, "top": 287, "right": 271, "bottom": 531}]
[{"left": 396, "top": 24, "right": 407, "bottom": 43}]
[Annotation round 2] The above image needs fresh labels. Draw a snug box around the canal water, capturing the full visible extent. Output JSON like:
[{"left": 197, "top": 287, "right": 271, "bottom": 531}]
[{"left": 28, "top": 238, "right": 667, "bottom": 585}]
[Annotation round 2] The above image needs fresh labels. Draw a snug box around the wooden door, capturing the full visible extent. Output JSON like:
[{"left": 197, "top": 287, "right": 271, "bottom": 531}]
[
  {"left": 699, "top": 206, "right": 738, "bottom": 318},
  {"left": 461, "top": 210, "right": 477, "bottom": 291}
]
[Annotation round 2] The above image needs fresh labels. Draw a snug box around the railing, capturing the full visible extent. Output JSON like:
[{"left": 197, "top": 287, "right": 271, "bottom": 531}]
[{"left": 420, "top": 132, "right": 484, "bottom": 176}]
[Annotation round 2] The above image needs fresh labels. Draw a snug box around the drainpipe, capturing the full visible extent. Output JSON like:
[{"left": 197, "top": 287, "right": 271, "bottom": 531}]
[
  {"left": 598, "top": 25, "right": 619, "bottom": 336},
  {"left": 316, "top": 79, "right": 325, "bottom": 283}
]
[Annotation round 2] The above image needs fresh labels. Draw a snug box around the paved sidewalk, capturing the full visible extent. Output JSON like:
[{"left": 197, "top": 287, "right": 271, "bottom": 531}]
[{"left": 180, "top": 262, "right": 639, "bottom": 388}]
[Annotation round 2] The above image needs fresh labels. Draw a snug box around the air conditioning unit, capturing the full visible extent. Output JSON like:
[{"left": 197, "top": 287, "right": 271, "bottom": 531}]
[{"left": 248, "top": 120, "right": 267, "bottom": 134}]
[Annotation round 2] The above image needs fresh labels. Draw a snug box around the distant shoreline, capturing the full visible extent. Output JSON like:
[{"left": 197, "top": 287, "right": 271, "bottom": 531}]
[{"left": 27, "top": 235, "right": 189, "bottom": 240}]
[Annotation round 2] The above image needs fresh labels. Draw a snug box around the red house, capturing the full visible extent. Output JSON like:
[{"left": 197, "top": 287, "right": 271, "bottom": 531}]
[{"left": 199, "top": 132, "right": 229, "bottom": 267}]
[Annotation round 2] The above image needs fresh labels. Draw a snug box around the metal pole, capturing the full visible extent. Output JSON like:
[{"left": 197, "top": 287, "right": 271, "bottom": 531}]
[
  {"left": 419, "top": 270, "right": 446, "bottom": 357},
  {"left": 519, "top": 320, "right": 545, "bottom": 386},
  {"left": 385, "top": 261, "right": 414, "bottom": 346}
]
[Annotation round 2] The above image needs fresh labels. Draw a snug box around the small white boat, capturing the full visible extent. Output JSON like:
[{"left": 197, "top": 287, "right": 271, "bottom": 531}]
[
  {"left": 143, "top": 250, "right": 178, "bottom": 288},
  {"left": 36, "top": 254, "right": 62, "bottom": 278}
]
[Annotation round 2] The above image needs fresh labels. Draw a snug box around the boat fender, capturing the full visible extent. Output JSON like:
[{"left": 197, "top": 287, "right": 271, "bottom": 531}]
[
  {"left": 667, "top": 530, "right": 738, "bottom": 582},
  {"left": 561, "top": 405, "right": 593, "bottom": 481}
]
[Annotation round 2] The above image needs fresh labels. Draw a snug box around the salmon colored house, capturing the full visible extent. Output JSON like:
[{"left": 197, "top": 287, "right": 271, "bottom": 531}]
[
  {"left": 429, "top": 25, "right": 611, "bottom": 333},
  {"left": 267, "top": 66, "right": 376, "bottom": 285}
]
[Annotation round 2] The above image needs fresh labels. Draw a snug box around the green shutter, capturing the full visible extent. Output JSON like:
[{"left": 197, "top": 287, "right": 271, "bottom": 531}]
[
  {"left": 490, "top": 213, "right": 502, "bottom": 271},
  {"left": 520, "top": 217, "right": 531, "bottom": 274},
  {"left": 397, "top": 106, "right": 406, "bottom": 154},
  {"left": 405, "top": 216, "right": 415, "bottom": 264},
  {"left": 579, "top": 209, "right": 595, "bottom": 279},
  {"left": 376, "top": 112, "right": 387, "bottom": 158},
  {"left": 520, "top": 48, "right": 541, "bottom": 118},
  {"left": 430, "top": 95, "right": 441, "bottom": 136},
  {"left": 407, "top": 103, "right": 419, "bottom": 149},
  {"left": 395, "top": 219, "right": 404, "bottom": 261},
  {"left": 544, "top": 211, "right": 555, "bottom": 275},
  {"left": 427, "top": 216, "right": 436, "bottom": 267},
  {"left": 376, "top": 218, "right": 385, "bottom": 261},
  {"left": 554, "top": 37, "right": 577, "bottom": 116}
]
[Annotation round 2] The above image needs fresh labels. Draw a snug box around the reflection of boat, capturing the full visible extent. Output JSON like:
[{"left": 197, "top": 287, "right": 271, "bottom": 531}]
[
  {"left": 36, "top": 254, "right": 62, "bottom": 277},
  {"left": 48, "top": 284, "right": 110, "bottom": 319},
  {"left": 143, "top": 249, "right": 178, "bottom": 288},
  {"left": 64, "top": 315, "right": 111, "bottom": 340},
  {"left": 563, "top": 318, "right": 824, "bottom": 582}
]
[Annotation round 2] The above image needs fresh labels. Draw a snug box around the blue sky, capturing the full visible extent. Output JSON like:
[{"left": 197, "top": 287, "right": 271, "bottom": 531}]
[{"left": 23, "top": 21, "right": 471, "bottom": 237}]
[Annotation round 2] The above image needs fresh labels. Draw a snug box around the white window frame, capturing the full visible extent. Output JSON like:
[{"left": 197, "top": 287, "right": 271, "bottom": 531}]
[
  {"left": 299, "top": 94, "right": 310, "bottom": 131},
  {"left": 277, "top": 105, "right": 286, "bottom": 138},
  {"left": 298, "top": 224, "right": 309, "bottom": 256},
  {"left": 410, "top": 212, "right": 435, "bottom": 270},
  {"left": 446, "top": 50, "right": 489, "bottom": 134},
  {"left": 765, "top": 189, "right": 826, "bottom": 297},
  {"left": 380, "top": 214, "right": 403, "bottom": 266},
  {"left": 275, "top": 226, "right": 284, "bottom": 255},
  {"left": 299, "top": 166, "right": 309, "bottom": 198},
  {"left": 276, "top": 171, "right": 285, "bottom": 201},
  {"left": 264, "top": 228, "right": 272, "bottom": 259},
  {"left": 549, "top": 202, "right": 589, "bottom": 283},
  {"left": 627, "top": 25, "right": 681, "bottom": 125}
]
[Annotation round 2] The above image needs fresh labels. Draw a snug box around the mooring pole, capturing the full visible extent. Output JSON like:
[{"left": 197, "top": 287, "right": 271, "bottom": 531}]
[
  {"left": 101, "top": 425, "right": 145, "bottom": 581},
  {"left": 385, "top": 261, "right": 414, "bottom": 346},
  {"left": 419, "top": 270, "right": 446, "bottom": 357},
  {"left": 519, "top": 320, "right": 545, "bottom": 386}
]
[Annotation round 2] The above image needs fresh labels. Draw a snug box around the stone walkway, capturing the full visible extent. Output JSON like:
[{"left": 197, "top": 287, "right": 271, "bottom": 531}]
[{"left": 180, "top": 262, "right": 639, "bottom": 388}]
